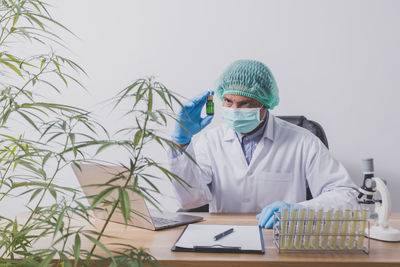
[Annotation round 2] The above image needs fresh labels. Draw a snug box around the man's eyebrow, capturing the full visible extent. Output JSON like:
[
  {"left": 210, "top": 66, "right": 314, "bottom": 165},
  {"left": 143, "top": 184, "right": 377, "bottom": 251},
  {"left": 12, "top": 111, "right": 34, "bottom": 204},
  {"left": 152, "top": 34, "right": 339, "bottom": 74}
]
[
  {"left": 237, "top": 100, "right": 255, "bottom": 105},
  {"left": 222, "top": 97, "right": 256, "bottom": 105}
]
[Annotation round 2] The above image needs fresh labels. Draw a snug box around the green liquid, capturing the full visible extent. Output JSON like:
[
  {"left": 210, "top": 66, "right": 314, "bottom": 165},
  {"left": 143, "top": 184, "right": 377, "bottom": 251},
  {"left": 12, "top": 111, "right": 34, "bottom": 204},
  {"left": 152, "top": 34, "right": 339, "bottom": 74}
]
[{"left": 206, "top": 100, "right": 214, "bottom": 115}]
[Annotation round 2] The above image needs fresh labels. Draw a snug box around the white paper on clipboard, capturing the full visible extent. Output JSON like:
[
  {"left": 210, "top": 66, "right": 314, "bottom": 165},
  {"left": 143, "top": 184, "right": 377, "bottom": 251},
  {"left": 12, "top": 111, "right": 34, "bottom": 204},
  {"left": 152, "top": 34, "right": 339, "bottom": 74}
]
[{"left": 174, "top": 224, "right": 263, "bottom": 251}]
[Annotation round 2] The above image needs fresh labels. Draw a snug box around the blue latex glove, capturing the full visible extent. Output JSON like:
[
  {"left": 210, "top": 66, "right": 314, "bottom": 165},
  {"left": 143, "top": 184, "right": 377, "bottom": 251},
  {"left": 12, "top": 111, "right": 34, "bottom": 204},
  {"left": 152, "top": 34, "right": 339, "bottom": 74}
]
[
  {"left": 171, "top": 91, "right": 214, "bottom": 144},
  {"left": 256, "top": 201, "right": 301, "bottom": 229}
]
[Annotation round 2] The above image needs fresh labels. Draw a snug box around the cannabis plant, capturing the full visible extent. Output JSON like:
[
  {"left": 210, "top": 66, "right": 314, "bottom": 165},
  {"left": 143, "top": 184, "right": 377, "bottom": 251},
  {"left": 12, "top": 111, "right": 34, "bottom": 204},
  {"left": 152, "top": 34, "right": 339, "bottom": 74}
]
[{"left": 0, "top": 1, "right": 187, "bottom": 266}]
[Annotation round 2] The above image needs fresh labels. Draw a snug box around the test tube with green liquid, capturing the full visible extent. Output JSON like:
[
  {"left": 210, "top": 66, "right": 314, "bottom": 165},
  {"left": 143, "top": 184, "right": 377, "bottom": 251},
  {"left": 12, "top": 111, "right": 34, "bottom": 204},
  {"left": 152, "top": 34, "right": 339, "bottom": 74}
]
[
  {"left": 329, "top": 210, "right": 342, "bottom": 249},
  {"left": 321, "top": 209, "right": 333, "bottom": 249},
  {"left": 295, "top": 208, "right": 307, "bottom": 249},
  {"left": 312, "top": 209, "right": 324, "bottom": 249},
  {"left": 280, "top": 207, "right": 289, "bottom": 249},
  {"left": 206, "top": 93, "right": 214, "bottom": 115},
  {"left": 357, "top": 209, "right": 368, "bottom": 250},
  {"left": 339, "top": 210, "right": 351, "bottom": 249},
  {"left": 348, "top": 210, "right": 360, "bottom": 249},
  {"left": 287, "top": 208, "right": 298, "bottom": 249},
  {"left": 304, "top": 209, "right": 315, "bottom": 249}
]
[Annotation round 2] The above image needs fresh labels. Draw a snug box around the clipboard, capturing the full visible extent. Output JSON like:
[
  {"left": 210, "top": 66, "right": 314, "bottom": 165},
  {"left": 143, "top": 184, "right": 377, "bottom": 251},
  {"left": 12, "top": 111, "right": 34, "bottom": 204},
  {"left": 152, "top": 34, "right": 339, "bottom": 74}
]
[{"left": 171, "top": 224, "right": 265, "bottom": 254}]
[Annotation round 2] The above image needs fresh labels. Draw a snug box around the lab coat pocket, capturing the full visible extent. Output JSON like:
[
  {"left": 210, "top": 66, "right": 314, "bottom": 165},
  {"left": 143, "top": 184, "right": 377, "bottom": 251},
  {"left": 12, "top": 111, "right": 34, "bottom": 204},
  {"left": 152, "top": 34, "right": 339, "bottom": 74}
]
[{"left": 256, "top": 172, "right": 293, "bottom": 210}]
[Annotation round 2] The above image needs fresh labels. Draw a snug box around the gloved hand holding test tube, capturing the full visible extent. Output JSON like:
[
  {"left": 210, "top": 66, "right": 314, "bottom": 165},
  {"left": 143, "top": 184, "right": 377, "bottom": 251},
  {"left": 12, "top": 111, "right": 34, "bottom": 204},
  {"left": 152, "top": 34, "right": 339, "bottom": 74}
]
[{"left": 171, "top": 91, "right": 214, "bottom": 145}]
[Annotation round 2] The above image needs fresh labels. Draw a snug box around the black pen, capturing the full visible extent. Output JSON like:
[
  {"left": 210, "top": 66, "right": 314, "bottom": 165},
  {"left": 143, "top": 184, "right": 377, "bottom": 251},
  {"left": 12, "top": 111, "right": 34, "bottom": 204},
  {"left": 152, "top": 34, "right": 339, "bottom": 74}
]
[{"left": 214, "top": 228, "right": 234, "bottom": 241}]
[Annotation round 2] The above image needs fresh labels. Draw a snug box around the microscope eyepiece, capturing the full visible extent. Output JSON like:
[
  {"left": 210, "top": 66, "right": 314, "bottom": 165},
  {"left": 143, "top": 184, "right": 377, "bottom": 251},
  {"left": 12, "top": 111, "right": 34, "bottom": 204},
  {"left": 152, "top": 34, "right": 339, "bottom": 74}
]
[{"left": 362, "top": 158, "right": 374, "bottom": 173}]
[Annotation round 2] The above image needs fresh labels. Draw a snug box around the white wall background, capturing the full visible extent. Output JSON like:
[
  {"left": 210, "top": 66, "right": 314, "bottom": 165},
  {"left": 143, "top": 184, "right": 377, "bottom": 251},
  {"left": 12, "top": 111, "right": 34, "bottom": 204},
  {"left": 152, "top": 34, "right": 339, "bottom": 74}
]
[{"left": 2, "top": 0, "right": 400, "bottom": 215}]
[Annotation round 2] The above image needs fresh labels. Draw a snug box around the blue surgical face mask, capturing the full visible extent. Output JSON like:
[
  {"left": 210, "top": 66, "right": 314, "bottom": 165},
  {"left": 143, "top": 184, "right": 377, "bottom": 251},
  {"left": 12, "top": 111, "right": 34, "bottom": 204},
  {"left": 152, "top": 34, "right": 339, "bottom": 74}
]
[{"left": 221, "top": 106, "right": 263, "bottom": 133}]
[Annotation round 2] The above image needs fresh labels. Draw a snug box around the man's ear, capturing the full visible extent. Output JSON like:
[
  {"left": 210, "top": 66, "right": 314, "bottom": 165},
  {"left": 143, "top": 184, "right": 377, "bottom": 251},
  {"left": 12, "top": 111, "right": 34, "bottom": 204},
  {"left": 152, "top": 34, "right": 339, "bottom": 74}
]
[{"left": 261, "top": 106, "right": 268, "bottom": 121}]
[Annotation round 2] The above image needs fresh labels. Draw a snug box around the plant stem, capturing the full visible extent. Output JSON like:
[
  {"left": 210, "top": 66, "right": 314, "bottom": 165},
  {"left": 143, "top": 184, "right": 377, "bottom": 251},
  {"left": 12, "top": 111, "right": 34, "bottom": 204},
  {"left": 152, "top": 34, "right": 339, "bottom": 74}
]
[
  {"left": 85, "top": 111, "right": 150, "bottom": 265},
  {"left": 59, "top": 209, "right": 72, "bottom": 265},
  {"left": 0, "top": 10, "right": 13, "bottom": 44},
  {"left": 0, "top": 149, "right": 17, "bottom": 196}
]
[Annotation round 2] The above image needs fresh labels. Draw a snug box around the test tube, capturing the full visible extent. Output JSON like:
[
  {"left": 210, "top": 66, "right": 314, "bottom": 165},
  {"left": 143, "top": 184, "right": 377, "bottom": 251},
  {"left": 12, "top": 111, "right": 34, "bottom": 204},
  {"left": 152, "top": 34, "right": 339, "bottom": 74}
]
[
  {"left": 348, "top": 210, "right": 360, "bottom": 249},
  {"left": 206, "top": 93, "right": 214, "bottom": 115},
  {"left": 329, "top": 210, "right": 342, "bottom": 249},
  {"left": 295, "top": 208, "right": 307, "bottom": 249},
  {"left": 321, "top": 209, "right": 333, "bottom": 249},
  {"left": 339, "top": 210, "right": 351, "bottom": 249},
  {"left": 286, "top": 208, "right": 298, "bottom": 249},
  {"left": 280, "top": 207, "right": 289, "bottom": 249},
  {"left": 304, "top": 209, "right": 315, "bottom": 249},
  {"left": 312, "top": 209, "right": 324, "bottom": 249},
  {"left": 357, "top": 209, "right": 368, "bottom": 250}
]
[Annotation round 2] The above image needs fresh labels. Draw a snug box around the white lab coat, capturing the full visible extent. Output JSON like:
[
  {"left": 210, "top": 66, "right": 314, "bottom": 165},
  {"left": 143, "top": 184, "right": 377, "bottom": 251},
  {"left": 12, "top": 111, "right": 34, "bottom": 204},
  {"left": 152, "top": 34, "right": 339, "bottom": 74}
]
[{"left": 168, "top": 114, "right": 360, "bottom": 213}]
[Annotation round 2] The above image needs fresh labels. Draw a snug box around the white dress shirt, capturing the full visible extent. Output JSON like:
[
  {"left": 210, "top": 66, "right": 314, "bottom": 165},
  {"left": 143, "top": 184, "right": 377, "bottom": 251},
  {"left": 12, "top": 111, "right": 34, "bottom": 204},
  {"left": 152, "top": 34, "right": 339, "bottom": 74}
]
[{"left": 168, "top": 113, "right": 360, "bottom": 213}]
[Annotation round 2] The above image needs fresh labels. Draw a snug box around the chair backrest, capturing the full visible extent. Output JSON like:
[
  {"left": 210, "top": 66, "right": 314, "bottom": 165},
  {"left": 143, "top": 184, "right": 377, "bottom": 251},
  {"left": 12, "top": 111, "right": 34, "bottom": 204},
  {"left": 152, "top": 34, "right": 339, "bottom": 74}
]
[{"left": 179, "top": 115, "right": 329, "bottom": 212}]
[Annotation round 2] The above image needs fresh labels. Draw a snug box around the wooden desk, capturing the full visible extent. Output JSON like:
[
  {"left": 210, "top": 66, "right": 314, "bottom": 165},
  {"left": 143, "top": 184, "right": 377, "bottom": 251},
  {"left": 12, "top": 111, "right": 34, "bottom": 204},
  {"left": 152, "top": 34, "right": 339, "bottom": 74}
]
[{"left": 94, "top": 213, "right": 400, "bottom": 267}]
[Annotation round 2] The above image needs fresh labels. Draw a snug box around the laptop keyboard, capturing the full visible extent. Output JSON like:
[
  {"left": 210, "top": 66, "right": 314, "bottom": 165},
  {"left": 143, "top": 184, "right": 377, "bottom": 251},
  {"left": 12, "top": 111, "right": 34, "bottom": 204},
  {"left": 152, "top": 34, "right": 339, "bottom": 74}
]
[{"left": 152, "top": 216, "right": 179, "bottom": 226}]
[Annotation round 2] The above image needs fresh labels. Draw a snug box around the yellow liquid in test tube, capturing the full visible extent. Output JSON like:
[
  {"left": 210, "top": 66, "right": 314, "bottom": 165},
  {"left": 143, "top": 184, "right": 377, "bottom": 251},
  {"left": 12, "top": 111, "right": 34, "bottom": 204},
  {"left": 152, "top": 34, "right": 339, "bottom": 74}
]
[
  {"left": 295, "top": 208, "right": 307, "bottom": 249},
  {"left": 339, "top": 210, "right": 351, "bottom": 249},
  {"left": 348, "top": 210, "right": 360, "bottom": 249},
  {"left": 329, "top": 210, "right": 342, "bottom": 249},
  {"left": 287, "top": 208, "right": 298, "bottom": 249},
  {"left": 304, "top": 209, "right": 314, "bottom": 249},
  {"left": 357, "top": 209, "right": 368, "bottom": 250},
  {"left": 312, "top": 209, "right": 324, "bottom": 249},
  {"left": 280, "top": 208, "right": 289, "bottom": 249},
  {"left": 321, "top": 210, "right": 333, "bottom": 249}
]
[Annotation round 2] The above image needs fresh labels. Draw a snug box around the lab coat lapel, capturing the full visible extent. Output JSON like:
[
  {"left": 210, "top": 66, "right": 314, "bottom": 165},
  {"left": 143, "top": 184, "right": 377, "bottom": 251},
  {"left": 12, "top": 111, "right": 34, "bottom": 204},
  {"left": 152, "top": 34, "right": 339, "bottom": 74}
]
[
  {"left": 248, "top": 139, "right": 265, "bottom": 169},
  {"left": 248, "top": 114, "right": 275, "bottom": 169},
  {"left": 222, "top": 125, "right": 249, "bottom": 169}
]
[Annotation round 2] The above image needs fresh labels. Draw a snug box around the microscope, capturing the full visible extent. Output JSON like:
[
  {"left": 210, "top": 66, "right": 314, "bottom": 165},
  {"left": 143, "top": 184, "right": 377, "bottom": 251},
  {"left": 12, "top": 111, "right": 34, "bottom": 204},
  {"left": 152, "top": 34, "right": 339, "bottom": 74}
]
[{"left": 358, "top": 158, "right": 400, "bottom": 242}]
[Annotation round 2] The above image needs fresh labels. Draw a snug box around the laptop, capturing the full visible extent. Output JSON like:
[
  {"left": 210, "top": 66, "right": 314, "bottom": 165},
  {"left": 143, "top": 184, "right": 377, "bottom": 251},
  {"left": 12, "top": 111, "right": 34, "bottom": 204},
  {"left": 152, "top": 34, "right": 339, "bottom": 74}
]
[{"left": 72, "top": 164, "right": 203, "bottom": 230}]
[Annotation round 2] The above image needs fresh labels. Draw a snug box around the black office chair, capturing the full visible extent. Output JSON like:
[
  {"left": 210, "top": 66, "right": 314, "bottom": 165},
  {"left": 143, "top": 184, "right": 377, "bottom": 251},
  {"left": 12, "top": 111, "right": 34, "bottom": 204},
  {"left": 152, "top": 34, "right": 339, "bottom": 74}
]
[{"left": 179, "top": 115, "right": 329, "bottom": 212}]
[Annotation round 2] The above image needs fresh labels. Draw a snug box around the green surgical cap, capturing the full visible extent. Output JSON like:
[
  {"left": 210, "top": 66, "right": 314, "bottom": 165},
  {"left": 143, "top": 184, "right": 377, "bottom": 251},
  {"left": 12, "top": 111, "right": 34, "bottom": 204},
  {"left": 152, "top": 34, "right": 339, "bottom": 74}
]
[{"left": 215, "top": 59, "right": 279, "bottom": 109}]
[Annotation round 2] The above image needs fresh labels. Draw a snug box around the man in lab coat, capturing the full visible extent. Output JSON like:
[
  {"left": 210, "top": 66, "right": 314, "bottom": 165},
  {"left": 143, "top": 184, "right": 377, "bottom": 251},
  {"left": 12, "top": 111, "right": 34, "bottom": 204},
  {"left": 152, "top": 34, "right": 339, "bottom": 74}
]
[{"left": 168, "top": 59, "right": 359, "bottom": 228}]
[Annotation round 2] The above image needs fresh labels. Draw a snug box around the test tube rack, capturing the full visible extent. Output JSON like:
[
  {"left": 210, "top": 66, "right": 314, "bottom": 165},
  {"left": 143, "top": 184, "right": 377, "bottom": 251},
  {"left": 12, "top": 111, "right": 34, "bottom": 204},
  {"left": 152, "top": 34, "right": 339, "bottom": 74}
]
[{"left": 273, "top": 209, "right": 370, "bottom": 254}]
